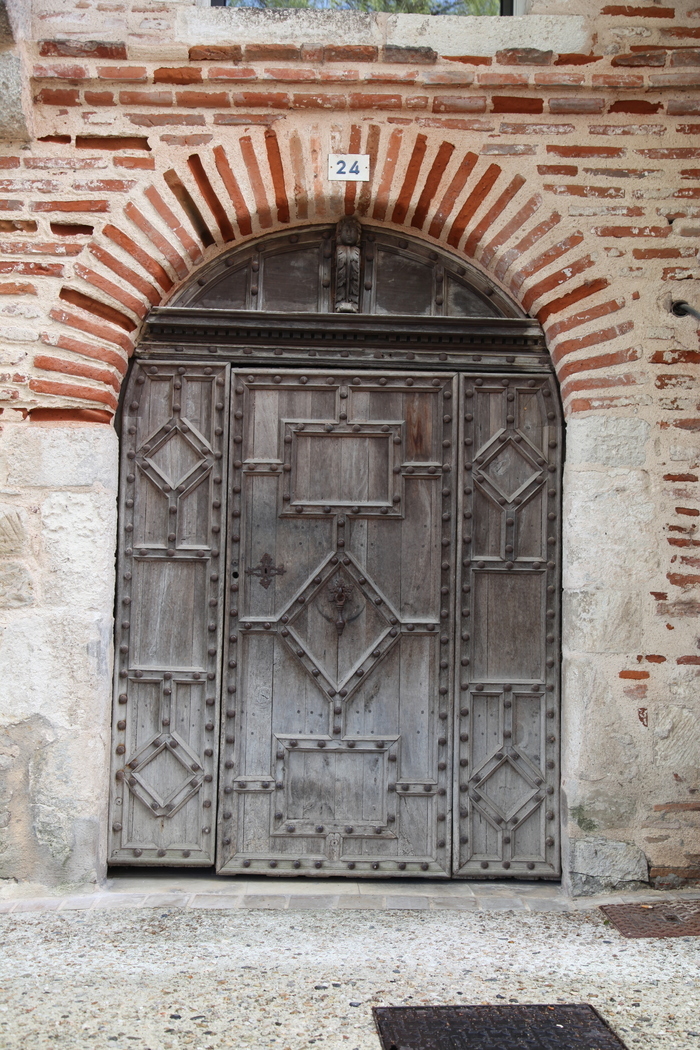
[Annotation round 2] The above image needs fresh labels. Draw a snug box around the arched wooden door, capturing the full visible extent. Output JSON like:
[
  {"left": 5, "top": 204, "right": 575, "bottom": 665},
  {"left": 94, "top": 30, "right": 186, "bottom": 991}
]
[{"left": 109, "top": 222, "right": 562, "bottom": 879}]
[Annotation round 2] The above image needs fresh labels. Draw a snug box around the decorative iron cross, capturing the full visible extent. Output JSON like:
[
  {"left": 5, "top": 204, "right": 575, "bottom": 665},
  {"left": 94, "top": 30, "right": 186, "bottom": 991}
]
[{"left": 246, "top": 552, "right": 285, "bottom": 589}]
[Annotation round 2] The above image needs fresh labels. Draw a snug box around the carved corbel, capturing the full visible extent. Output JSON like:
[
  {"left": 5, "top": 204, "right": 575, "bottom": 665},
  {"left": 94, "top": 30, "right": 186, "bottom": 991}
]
[{"left": 334, "top": 216, "right": 362, "bottom": 313}]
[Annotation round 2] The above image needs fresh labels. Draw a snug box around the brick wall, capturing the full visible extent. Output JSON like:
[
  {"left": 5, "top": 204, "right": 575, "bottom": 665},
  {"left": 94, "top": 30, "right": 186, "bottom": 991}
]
[{"left": 0, "top": 1, "right": 698, "bottom": 887}]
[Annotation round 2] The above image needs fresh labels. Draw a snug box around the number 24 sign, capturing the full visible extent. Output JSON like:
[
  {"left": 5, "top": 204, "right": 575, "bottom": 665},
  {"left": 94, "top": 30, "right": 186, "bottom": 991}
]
[{"left": 328, "top": 154, "right": 370, "bottom": 182}]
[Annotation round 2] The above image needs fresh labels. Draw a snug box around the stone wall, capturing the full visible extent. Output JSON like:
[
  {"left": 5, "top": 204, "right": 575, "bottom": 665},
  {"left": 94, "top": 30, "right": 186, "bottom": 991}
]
[{"left": 0, "top": 1, "right": 698, "bottom": 892}]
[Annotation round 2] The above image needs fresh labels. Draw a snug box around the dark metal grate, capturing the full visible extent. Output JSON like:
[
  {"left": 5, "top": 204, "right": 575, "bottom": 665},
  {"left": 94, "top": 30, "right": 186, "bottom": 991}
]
[
  {"left": 601, "top": 899, "right": 700, "bottom": 939},
  {"left": 372, "top": 1004, "right": 628, "bottom": 1050}
]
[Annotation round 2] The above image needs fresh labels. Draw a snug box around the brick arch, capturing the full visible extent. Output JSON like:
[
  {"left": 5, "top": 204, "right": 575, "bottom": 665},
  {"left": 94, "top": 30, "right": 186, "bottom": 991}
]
[{"left": 36, "top": 123, "right": 638, "bottom": 421}]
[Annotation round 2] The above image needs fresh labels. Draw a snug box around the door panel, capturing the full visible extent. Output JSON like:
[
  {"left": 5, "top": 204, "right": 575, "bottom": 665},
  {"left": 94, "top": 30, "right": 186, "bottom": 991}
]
[
  {"left": 108, "top": 362, "right": 229, "bottom": 866},
  {"left": 217, "top": 370, "right": 457, "bottom": 877},
  {"left": 455, "top": 374, "right": 561, "bottom": 877}
]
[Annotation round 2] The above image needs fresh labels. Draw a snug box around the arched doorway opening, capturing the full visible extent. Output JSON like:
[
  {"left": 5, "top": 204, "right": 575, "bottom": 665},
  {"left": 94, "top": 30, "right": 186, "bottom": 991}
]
[{"left": 110, "top": 221, "right": 562, "bottom": 879}]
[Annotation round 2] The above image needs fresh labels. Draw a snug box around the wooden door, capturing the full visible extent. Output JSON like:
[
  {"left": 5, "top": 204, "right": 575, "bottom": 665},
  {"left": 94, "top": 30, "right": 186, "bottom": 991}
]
[
  {"left": 455, "top": 374, "right": 561, "bottom": 877},
  {"left": 108, "top": 361, "right": 229, "bottom": 865},
  {"left": 217, "top": 370, "right": 458, "bottom": 877}
]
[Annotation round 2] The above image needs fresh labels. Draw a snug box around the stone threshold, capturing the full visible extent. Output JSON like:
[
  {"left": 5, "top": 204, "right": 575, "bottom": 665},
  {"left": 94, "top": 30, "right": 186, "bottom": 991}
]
[{"left": 1, "top": 873, "right": 699, "bottom": 915}]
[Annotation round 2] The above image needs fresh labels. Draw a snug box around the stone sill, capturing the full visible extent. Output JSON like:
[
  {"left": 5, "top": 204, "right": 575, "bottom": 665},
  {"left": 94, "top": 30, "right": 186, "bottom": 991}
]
[{"left": 178, "top": 9, "right": 590, "bottom": 58}]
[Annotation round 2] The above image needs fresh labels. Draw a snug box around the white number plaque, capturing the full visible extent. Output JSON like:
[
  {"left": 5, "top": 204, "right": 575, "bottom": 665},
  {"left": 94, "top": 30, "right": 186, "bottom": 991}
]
[{"left": 328, "top": 154, "right": 370, "bottom": 182}]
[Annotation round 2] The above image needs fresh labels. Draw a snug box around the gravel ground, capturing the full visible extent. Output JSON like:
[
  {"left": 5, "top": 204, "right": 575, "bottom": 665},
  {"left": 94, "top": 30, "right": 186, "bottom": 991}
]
[{"left": 0, "top": 908, "right": 698, "bottom": 1050}]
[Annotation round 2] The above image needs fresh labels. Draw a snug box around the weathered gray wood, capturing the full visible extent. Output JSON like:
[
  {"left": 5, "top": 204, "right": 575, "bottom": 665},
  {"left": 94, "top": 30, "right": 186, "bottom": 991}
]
[
  {"left": 217, "top": 370, "right": 457, "bottom": 878},
  {"left": 108, "top": 362, "right": 229, "bottom": 866},
  {"left": 455, "top": 374, "right": 561, "bottom": 879}
]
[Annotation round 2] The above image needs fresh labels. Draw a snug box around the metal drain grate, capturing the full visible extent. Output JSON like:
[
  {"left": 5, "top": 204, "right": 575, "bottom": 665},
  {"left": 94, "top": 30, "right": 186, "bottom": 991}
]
[
  {"left": 600, "top": 899, "right": 700, "bottom": 939},
  {"left": 372, "top": 1004, "right": 628, "bottom": 1049}
]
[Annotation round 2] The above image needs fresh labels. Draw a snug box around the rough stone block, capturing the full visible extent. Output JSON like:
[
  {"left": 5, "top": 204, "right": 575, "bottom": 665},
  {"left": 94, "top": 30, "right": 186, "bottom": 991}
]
[
  {"left": 564, "top": 588, "right": 643, "bottom": 652},
  {"left": 0, "top": 506, "right": 26, "bottom": 555},
  {"left": 0, "top": 561, "right": 33, "bottom": 607},
  {"left": 569, "top": 836, "right": 649, "bottom": 896},
  {"left": 566, "top": 416, "right": 650, "bottom": 468},
  {"left": 0, "top": 424, "right": 118, "bottom": 490}
]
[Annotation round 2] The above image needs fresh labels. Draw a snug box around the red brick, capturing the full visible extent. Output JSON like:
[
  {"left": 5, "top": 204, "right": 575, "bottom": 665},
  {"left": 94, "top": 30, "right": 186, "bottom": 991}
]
[
  {"left": 590, "top": 123, "right": 666, "bottom": 135},
  {"left": 291, "top": 93, "right": 347, "bottom": 109},
  {"left": 189, "top": 45, "right": 242, "bottom": 62},
  {"left": 153, "top": 67, "right": 202, "bottom": 85},
  {"left": 535, "top": 72, "right": 585, "bottom": 85},
  {"left": 637, "top": 147, "right": 700, "bottom": 158},
  {"left": 547, "top": 145, "right": 625, "bottom": 158},
  {"left": 662, "top": 266, "right": 696, "bottom": 280},
  {"left": 592, "top": 73, "right": 645, "bottom": 87},
  {"left": 97, "top": 66, "right": 147, "bottom": 82},
  {"left": 159, "top": 134, "right": 213, "bottom": 146},
  {"left": 349, "top": 93, "right": 402, "bottom": 110},
  {"left": 671, "top": 99, "right": 700, "bottom": 115},
  {"left": 417, "top": 117, "right": 493, "bottom": 132},
  {"left": 128, "top": 114, "right": 206, "bottom": 126},
  {"left": 601, "top": 4, "right": 674, "bottom": 14},
  {"left": 443, "top": 55, "right": 491, "bottom": 65},
  {"left": 176, "top": 91, "right": 229, "bottom": 108},
  {"left": 114, "top": 156, "right": 155, "bottom": 169},
  {"left": 49, "top": 305, "right": 133, "bottom": 352},
  {"left": 420, "top": 70, "right": 475, "bottom": 86},
  {"left": 433, "top": 96, "right": 487, "bottom": 114},
  {"left": 232, "top": 92, "right": 290, "bottom": 108},
  {"left": 521, "top": 255, "right": 596, "bottom": 313},
  {"left": 0, "top": 282, "right": 36, "bottom": 295},
  {"left": 364, "top": 71, "right": 419, "bottom": 84},
  {"left": 544, "top": 184, "right": 624, "bottom": 199},
  {"left": 612, "top": 52, "right": 666, "bottom": 67},
  {"left": 554, "top": 53, "right": 603, "bottom": 66},
  {"left": 537, "top": 164, "right": 578, "bottom": 175},
  {"left": 496, "top": 48, "right": 552, "bottom": 65},
  {"left": 478, "top": 72, "right": 529, "bottom": 86},
  {"left": 76, "top": 135, "right": 150, "bottom": 150},
  {"left": 144, "top": 185, "right": 202, "bottom": 261},
  {"left": 481, "top": 144, "right": 537, "bottom": 156},
  {"left": 244, "top": 44, "right": 301, "bottom": 62},
  {"left": 384, "top": 45, "right": 436, "bottom": 66},
  {"left": 323, "top": 45, "right": 377, "bottom": 63},
  {"left": 208, "top": 67, "right": 257, "bottom": 81},
  {"left": 50, "top": 222, "right": 93, "bottom": 236},
  {"left": 0, "top": 202, "right": 23, "bottom": 213},
  {"left": 670, "top": 50, "right": 700, "bottom": 67},
  {"left": 41, "top": 332, "right": 127, "bottom": 376},
  {"left": 677, "top": 655, "right": 700, "bottom": 664},
  {"left": 34, "top": 88, "right": 80, "bottom": 106},
  {"left": 492, "top": 95, "right": 543, "bottom": 113},
  {"left": 301, "top": 46, "right": 323, "bottom": 63},
  {"left": 650, "top": 72, "right": 700, "bottom": 86},
  {"left": 554, "top": 331, "right": 637, "bottom": 369},
  {"left": 634, "top": 247, "right": 697, "bottom": 258},
  {"left": 0, "top": 159, "right": 19, "bottom": 169},
  {"left": 0, "top": 241, "right": 83, "bottom": 256},
  {"left": 74, "top": 262, "right": 147, "bottom": 320},
  {"left": 119, "top": 90, "right": 172, "bottom": 106},
  {"left": 512, "top": 231, "right": 584, "bottom": 293},
  {"left": 500, "top": 123, "right": 574, "bottom": 135},
  {"left": 35, "top": 353, "right": 121, "bottom": 393},
  {"left": 662, "top": 28, "right": 700, "bottom": 39},
  {"left": 103, "top": 224, "right": 172, "bottom": 291},
  {"left": 40, "top": 40, "right": 127, "bottom": 59},
  {"left": 319, "top": 69, "right": 360, "bottom": 83},
  {"left": 29, "top": 376, "right": 117, "bottom": 410},
  {"left": 89, "top": 243, "right": 160, "bottom": 304},
  {"left": 664, "top": 474, "right": 698, "bottom": 482},
  {"left": 609, "top": 99, "right": 662, "bottom": 114},
  {"left": 263, "top": 67, "right": 317, "bottom": 83},
  {"left": 0, "top": 260, "right": 64, "bottom": 276},
  {"left": 619, "top": 670, "right": 650, "bottom": 680},
  {"left": 549, "top": 98, "right": 605, "bottom": 114},
  {"left": 33, "top": 63, "right": 88, "bottom": 79},
  {"left": 547, "top": 296, "right": 625, "bottom": 339},
  {"left": 31, "top": 199, "right": 109, "bottom": 213},
  {"left": 84, "top": 90, "right": 115, "bottom": 106},
  {"left": 124, "top": 201, "right": 189, "bottom": 278},
  {"left": 406, "top": 97, "right": 429, "bottom": 110},
  {"left": 677, "top": 123, "right": 700, "bottom": 134},
  {"left": 594, "top": 224, "right": 671, "bottom": 237},
  {"left": 59, "top": 287, "right": 136, "bottom": 333}
]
